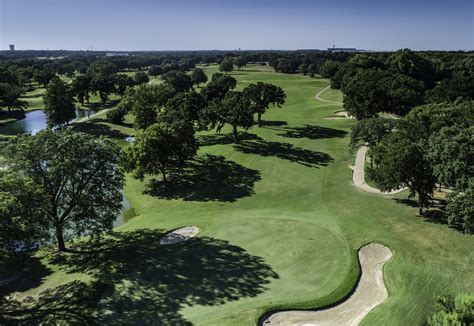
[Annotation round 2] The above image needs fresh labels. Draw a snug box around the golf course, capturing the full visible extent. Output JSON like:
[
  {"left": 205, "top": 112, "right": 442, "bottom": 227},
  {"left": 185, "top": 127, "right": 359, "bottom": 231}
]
[{"left": 4, "top": 65, "right": 471, "bottom": 325}]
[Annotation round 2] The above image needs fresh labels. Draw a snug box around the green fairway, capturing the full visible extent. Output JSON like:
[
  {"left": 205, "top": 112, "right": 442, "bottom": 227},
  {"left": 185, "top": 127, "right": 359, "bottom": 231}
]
[{"left": 10, "top": 66, "right": 474, "bottom": 325}]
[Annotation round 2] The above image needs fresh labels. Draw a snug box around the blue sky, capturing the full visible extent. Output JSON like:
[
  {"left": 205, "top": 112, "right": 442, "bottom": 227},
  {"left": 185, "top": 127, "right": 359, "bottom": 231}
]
[{"left": 1, "top": 0, "right": 473, "bottom": 51}]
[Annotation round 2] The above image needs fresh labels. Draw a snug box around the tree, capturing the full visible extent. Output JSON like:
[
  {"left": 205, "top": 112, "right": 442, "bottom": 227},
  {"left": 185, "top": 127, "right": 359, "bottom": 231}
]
[
  {"left": 161, "top": 70, "right": 193, "bottom": 92},
  {"left": 33, "top": 69, "right": 55, "bottom": 87},
  {"left": 343, "top": 69, "right": 388, "bottom": 119},
  {"left": 202, "top": 91, "right": 254, "bottom": 143},
  {"left": 298, "top": 63, "right": 308, "bottom": 75},
  {"left": 134, "top": 71, "right": 150, "bottom": 85},
  {"left": 43, "top": 77, "right": 76, "bottom": 128},
  {"left": 307, "top": 63, "right": 317, "bottom": 78},
  {"left": 0, "top": 83, "right": 28, "bottom": 114},
  {"left": 386, "top": 48, "right": 436, "bottom": 89},
  {"left": 243, "top": 82, "right": 286, "bottom": 127},
  {"left": 113, "top": 74, "right": 134, "bottom": 99},
  {"left": 190, "top": 68, "right": 208, "bottom": 87},
  {"left": 234, "top": 57, "right": 247, "bottom": 70},
  {"left": 427, "top": 294, "right": 474, "bottom": 325},
  {"left": 123, "top": 123, "right": 197, "bottom": 183},
  {"left": 428, "top": 125, "right": 473, "bottom": 190},
  {"left": 446, "top": 181, "right": 474, "bottom": 233},
  {"left": 91, "top": 75, "right": 116, "bottom": 105},
  {"left": 131, "top": 84, "right": 177, "bottom": 130},
  {"left": 426, "top": 72, "right": 474, "bottom": 103},
  {"left": 350, "top": 117, "right": 397, "bottom": 148},
  {"left": 148, "top": 65, "right": 163, "bottom": 78},
  {"left": 0, "top": 176, "right": 47, "bottom": 256},
  {"left": 87, "top": 61, "right": 118, "bottom": 77},
  {"left": 201, "top": 73, "right": 237, "bottom": 102},
  {"left": 370, "top": 131, "right": 436, "bottom": 215},
  {"left": 320, "top": 60, "right": 341, "bottom": 79},
  {"left": 1, "top": 129, "right": 124, "bottom": 251},
  {"left": 71, "top": 74, "right": 92, "bottom": 106},
  {"left": 219, "top": 57, "right": 234, "bottom": 73}
]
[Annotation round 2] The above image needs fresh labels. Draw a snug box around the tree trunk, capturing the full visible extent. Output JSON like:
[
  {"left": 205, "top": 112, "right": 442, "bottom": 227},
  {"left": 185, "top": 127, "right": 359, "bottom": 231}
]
[
  {"left": 258, "top": 113, "right": 262, "bottom": 127},
  {"left": 161, "top": 168, "right": 167, "bottom": 183},
  {"left": 232, "top": 126, "right": 239, "bottom": 144},
  {"left": 419, "top": 206, "right": 423, "bottom": 216},
  {"left": 56, "top": 224, "right": 66, "bottom": 251}
]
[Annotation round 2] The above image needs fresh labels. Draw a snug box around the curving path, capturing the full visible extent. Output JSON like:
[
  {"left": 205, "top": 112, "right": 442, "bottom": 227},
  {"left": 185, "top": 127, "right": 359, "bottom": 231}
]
[
  {"left": 159, "top": 226, "right": 200, "bottom": 245},
  {"left": 315, "top": 85, "right": 342, "bottom": 105},
  {"left": 351, "top": 146, "right": 406, "bottom": 195},
  {"left": 262, "top": 243, "right": 393, "bottom": 326}
]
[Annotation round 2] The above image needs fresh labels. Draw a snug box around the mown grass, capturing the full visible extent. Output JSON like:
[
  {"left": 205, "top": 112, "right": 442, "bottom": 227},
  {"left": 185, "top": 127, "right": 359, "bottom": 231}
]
[{"left": 4, "top": 66, "right": 473, "bottom": 325}]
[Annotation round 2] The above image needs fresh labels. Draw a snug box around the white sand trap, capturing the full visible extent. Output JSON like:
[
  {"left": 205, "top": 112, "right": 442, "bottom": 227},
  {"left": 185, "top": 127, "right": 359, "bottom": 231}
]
[
  {"left": 262, "top": 243, "right": 393, "bottom": 326},
  {"left": 352, "top": 146, "right": 406, "bottom": 195},
  {"left": 159, "top": 226, "right": 200, "bottom": 245}
]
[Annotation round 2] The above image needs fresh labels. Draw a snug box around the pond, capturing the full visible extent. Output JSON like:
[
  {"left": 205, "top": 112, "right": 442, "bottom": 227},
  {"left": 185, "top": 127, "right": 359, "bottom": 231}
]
[
  {"left": 115, "top": 194, "right": 137, "bottom": 227},
  {"left": 0, "top": 109, "right": 97, "bottom": 135}
]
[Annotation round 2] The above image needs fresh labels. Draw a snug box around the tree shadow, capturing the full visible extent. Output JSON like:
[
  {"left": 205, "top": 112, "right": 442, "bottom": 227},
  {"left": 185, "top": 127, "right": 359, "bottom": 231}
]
[
  {"left": 235, "top": 139, "right": 333, "bottom": 168},
  {"left": 261, "top": 120, "right": 287, "bottom": 127},
  {"left": 145, "top": 154, "right": 261, "bottom": 202},
  {"left": 71, "top": 119, "right": 127, "bottom": 139},
  {"left": 278, "top": 125, "right": 347, "bottom": 140},
  {"left": 2, "top": 229, "right": 279, "bottom": 325},
  {"left": 0, "top": 255, "right": 52, "bottom": 298},
  {"left": 198, "top": 132, "right": 259, "bottom": 147}
]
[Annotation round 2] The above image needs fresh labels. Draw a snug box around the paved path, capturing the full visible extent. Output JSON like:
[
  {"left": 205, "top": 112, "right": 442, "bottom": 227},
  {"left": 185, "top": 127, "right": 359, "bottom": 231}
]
[
  {"left": 315, "top": 85, "right": 342, "bottom": 105},
  {"left": 159, "top": 226, "right": 200, "bottom": 245},
  {"left": 262, "top": 243, "right": 393, "bottom": 326},
  {"left": 351, "top": 146, "right": 406, "bottom": 195}
]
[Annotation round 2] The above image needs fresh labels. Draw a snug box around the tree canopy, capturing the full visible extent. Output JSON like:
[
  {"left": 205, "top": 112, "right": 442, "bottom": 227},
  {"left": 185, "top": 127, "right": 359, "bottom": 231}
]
[{"left": 1, "top": 129, "right": 124, "bottom": 251}]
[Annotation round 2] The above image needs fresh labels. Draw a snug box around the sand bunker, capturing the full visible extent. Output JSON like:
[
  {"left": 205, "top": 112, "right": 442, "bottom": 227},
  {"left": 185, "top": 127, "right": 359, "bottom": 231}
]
[
  {"left": 262, "top": 243, "right": 393, "bottom": 326},
  {"left": 159, "top": 226, "right": 200, "bottom": 245}
]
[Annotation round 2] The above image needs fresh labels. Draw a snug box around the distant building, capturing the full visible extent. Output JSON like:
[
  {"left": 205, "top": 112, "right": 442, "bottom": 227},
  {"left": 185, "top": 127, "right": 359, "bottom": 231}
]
[
  {"left": 105, "top": 52, "right": 129, "bottom": 57},
  {"left": 327, "top": 45, "right": 357, "bottom": 52},
  {"left": 9, "top": 44, "right": 15, "bottom": 51}
]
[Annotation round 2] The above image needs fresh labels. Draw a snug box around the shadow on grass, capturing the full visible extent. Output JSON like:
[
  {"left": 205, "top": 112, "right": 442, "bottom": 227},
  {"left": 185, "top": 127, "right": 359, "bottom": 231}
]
[
  {"left": 82, "top": 99, "right": 120, "bottom": 110},
  {"left": 1, "top": 229, "right": 278, "bottom": 325},
  {"left": 0, "top": 256, "right": 52, "bottom": 298},
  {"left": 198, "top": 132, "right": 259, "bottom": 147},
  {"left": 392, "top": 198, "right": 465, "bottom": 232},
  {"left": 278, "top": 125, "right": 347, "bottom": 140},
  {"left": 71, "top": 119, "right": 128, "bottom": 139},
  {"left": 235, "top": 138, "right": 333, "bottom": 168},
  {"left": 145, "top": 154, "right": 261, "bottom": 202},
  {"left": 261, "top": 120, "right": 288, "bottom": 127}
]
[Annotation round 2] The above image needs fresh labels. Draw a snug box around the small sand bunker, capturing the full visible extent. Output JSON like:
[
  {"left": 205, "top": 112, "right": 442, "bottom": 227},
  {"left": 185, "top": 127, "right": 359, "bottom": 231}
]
[
  {"left": 262, "top": 243, "right": 393, "bottom": 326},
  {"left": 159, "top": 226, "right": 200, "bottom": 245}
]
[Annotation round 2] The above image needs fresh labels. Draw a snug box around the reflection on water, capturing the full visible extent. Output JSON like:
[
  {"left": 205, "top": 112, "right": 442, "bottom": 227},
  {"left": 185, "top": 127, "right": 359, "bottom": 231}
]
[
  {"left": 0, "top": 109, "right": 97, "bottom": 135},
  {"left": 114, "top": 194, "right": 137, "bottom": 228}
]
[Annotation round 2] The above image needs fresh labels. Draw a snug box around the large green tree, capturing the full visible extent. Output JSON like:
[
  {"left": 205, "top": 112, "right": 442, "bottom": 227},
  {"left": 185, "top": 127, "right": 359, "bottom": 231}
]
[
  {"left": 161, "top": 71, "right": 193, "bottom": 92},
  {"left": 124, "top": 123, "right": 197, "bottom": 183},
  {"left": 1, "top": 130, "right": 124, "bottom": 251},
  {"left": 219, "top": 57, "right": 234, "bottom": 73},
  {"left": 202, "top": 91, "right": 254, "bottom": 143},
  {"left": 190, "top": 68, "right": 208, "bottom": 87},
  {"left": 0, "top": 83, "right": 28, "bottom": 114},
  {"left": 370, "top": 131, "right": 436, "bottom": 215},
  {"left": 71, "top": 74, "right": 92, "bottom": 106},
  {"left": 0, "top": 176, "right": 47, "bottom": 256},
  {"left": 43, "top": 77, "right": 76, "bottom": 128},
  {"left": 243, "top": 82, "right": 286, "bottom": 127}
]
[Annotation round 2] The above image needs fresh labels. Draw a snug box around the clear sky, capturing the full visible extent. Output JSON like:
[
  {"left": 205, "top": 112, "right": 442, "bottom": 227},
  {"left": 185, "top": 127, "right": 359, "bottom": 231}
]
[{"left": 1, "top": 0, "right": 473, "bottom": 51}]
